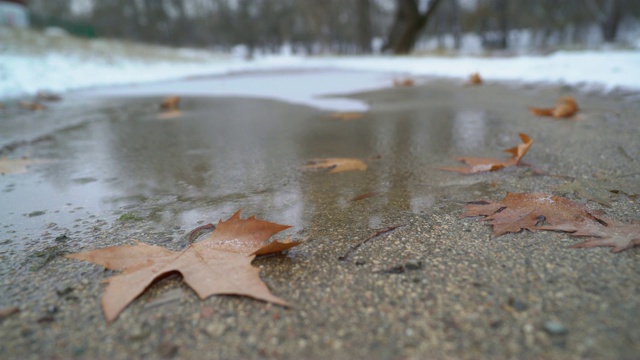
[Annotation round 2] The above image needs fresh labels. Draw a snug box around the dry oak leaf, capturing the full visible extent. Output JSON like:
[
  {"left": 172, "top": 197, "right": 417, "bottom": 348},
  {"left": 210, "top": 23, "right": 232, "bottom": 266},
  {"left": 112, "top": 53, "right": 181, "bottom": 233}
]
[
  {"left": 441, "top": 133, "right": 533, "bottom": 174},
  {"left": 66, "top": 210, "right": 301, "bottom": 322},
  {"left": 304, "top": 158, "right": 367, "bottom": 174},
  {"left": 463, "top": 192, "right": 605, "bottom": 237},
  {"left": 529, "top": 96, "right": 578, "bottom": 118}
]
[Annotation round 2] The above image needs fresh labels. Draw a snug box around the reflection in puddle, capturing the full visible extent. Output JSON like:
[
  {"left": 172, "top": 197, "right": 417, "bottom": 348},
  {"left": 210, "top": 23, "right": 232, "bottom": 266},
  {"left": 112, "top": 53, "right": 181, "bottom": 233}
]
[
  {"left": 452, "top": 110, "right": 487, "bottom": 151},
  {"left": 1, "top": 84, "right": 504, "bottom": 260}
]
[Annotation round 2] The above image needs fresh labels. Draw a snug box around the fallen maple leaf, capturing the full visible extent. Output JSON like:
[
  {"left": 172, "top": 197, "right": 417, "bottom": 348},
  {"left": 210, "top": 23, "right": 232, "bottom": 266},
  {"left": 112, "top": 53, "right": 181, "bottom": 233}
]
[
  {"left": 529, "top": 96, "right": 578, "bottom": 118},
  {"left": 329, "top": 112, "right": 364, "bottom": 121},
  {"left": 36, "top": 91, "right": 62, "bottom": 102},
  {"left": 393, "top": 78, "right": 414, "bottom": 87},
  {"left": 466, "top": 72, "right": 482, "bottom": 86},
  {"left": 463, "top": 192, "right": 605, "bottom": 237},
  {"left": 160, "top": 96, "right": 180, "bottom": 111},
  {"left": 441, "top": 133, "right": 533, "bottom": 173},
  {"left": 159, "top": 96, "right": 182, "bottom": 119},
  {"left": 568, "top": 219, "right": 640, "bottom": 253},
  {"left": 19, "top": 101, "right": 46, "bottom": 111},
  {"left": 304, "top": 158, "right": 367, "bottom": 174},
  {"left": 67, "top": 210, "right": 301, "bottom": 322}
]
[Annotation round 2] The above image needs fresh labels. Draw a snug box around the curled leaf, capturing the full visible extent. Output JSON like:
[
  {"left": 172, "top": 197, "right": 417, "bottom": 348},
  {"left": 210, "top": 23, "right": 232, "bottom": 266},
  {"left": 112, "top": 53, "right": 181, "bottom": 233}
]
[
  {"left": 466, "top": 73, "right": 482, "bottom": 86},
  {"left": 529, "top": 96, "right": 578, "bottom": 119},
  {"left": 441, "top": 133, "right": 533, "bottom": 174},
  {"left": 304, "top": 158, "right": 367, "bottom": 174}
]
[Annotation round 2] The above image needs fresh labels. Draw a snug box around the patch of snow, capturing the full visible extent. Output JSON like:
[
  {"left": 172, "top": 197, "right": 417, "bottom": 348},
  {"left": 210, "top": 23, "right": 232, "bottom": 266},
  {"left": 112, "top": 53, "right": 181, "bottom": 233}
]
[{"left": 1, "top": 41, "right": 639, "bottom": 111}]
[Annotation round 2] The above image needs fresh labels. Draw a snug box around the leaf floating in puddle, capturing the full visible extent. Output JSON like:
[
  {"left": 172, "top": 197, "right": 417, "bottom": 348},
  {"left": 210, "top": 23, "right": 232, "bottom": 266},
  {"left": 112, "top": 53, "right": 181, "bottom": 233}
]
[
  {"left": 304, "top": 158, "right": 367, "bottom": 174},
  {"left": 529, "top": 96, "right": 578, "bottom": 119},
  {"left": 66, "top": 210, "right": 302, "bottom": 322},
  {"left": 441, "top": 133, "right": 533, "bottom": 174}
]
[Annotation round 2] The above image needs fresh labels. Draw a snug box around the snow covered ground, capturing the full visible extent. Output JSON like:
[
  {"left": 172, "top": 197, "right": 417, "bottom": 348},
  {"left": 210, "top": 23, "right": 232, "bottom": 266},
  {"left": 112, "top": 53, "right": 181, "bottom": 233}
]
[{"left": 2, "top": 30, "right": 640, "bottom": 111}]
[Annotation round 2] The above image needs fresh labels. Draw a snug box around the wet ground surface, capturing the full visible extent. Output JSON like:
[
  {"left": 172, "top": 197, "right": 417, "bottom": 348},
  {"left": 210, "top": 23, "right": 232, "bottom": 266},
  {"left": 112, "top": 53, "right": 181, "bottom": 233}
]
[{"left": 1, "top": 72, "right": 639, "bottom": 359}]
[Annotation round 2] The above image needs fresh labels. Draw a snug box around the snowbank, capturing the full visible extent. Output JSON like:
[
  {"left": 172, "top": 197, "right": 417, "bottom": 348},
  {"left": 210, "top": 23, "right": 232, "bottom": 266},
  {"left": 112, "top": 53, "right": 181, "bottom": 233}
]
[{"left": 1, "top": 30, "right": 639, "bottom": 104}]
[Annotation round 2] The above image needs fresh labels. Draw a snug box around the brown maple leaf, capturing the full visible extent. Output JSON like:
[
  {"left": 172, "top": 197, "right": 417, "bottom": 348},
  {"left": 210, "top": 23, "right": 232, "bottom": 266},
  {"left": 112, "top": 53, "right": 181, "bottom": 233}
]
[
  {"left": 19, "top": 101, "right": 46, "bottom": 111},
  {"left": 540, "top": 218, "right": 640, "bottom": 253},
  {"left": 160, "top": 96, "right": 180, "bottom": 111},
  {"left": 393, "top": 78, "right": 414, "bottom": 87},
  {"left": 466, "top": 72, "right": 482, "bottom": 86},
  {"left": 329, "top": 112, "right": 364, "bottom": 121},
  {"left": 529, "top": 96, "right": 578, "bottom": 119},
  {"left": 463, "top": 192, "right": 605, "bottom": 237},
  {"left": 159, "top": 96, "right": 182, "bottom": 119},
  {"left": 36, "top": 91, "right": 62, "bottom": 102},
  {"left": 441, "top": 133, "right": 533, "bottom": 174},
  {"left": 304, "top": 158, "right": 367, "bottom": 174},
  {"left": 67, "top": 210, "right": 301, "bottom": 322}
]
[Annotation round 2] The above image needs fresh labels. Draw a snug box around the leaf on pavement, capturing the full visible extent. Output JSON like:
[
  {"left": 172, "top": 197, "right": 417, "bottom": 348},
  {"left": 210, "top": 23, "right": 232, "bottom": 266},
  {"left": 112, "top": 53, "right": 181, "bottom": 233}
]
[
  {"left": 466, "top": 72, "right": 482, "bottom": 86},
  {"left": 159, "top": 96, "right": 182, "bottom": 119},
  {"left": 19, "top": 101, "right": 46, "bottom": 111},
  {"left": 554, "top": 176, "right": 640, "bottom": 207},
  {"left": 462, "top": 192, "right": 605, "bottom": 237},
  {"left": 441, "top": 133, "right": 533, "bottom": 174},
  {"left": 0, "top": 157, "right": 50, "bottom": 175},
  {"left": 393, "top": 78, "right": 414, "bottom": 87},
  {"left": 36, "top": 91, "right": 62, "bottom": 102},
  {"left": 568, "top": 219, "right": 640, "bottom": 253},
  {"left": 304, "top": 158, "right": 368, "bottom": 174},
  {"left": 329, "top": 112, "right": 364, "bottom": 121},
  {"left": 66, "top": 210, "right": 301, "bottom": 322},
  {"left": 529, "top": 96, "right": 578, "bottom": 118}
]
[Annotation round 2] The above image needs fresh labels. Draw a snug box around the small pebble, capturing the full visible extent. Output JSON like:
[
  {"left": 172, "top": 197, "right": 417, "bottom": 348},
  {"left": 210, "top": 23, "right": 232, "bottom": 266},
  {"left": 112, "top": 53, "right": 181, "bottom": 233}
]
[
  {"left": 544, "top": 321, "right": 568, "bottom": 335},
  {"left": 404, "top": 259, "right": 422, "bottom": 271}
]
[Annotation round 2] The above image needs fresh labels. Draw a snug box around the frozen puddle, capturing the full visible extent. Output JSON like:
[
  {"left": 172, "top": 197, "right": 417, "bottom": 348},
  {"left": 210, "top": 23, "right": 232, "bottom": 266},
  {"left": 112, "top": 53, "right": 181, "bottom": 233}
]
[{"left": 81, "top": 69, "right": 395, "bottom": 112}]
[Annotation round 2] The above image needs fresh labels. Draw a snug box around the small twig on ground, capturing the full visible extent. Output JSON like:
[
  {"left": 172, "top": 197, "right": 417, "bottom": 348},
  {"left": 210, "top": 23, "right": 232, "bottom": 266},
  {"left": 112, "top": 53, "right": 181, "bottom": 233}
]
[{"left": 339, "top": 225, "right": 404, "bottom": 261}]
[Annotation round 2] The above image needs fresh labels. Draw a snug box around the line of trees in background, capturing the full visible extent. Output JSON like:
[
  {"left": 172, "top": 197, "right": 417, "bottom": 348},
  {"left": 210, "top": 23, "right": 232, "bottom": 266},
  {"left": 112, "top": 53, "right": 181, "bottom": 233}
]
[{"left": 27, "top": 0, "right": 640, "bottom": 55}]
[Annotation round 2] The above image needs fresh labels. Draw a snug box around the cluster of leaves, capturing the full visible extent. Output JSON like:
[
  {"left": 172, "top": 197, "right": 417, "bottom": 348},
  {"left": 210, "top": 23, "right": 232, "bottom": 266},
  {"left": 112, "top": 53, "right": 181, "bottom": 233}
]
[{"left": 58, "top": 84, "right": 636, "bottom": 325}]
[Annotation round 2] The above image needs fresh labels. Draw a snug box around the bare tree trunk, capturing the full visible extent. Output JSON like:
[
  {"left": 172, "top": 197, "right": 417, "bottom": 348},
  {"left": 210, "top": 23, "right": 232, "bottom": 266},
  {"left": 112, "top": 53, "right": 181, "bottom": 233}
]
[
  {"left": 357, "top": 0, "right": 373, "bottom": 53},
  {"left": 601, "top": 0, "right": 622, "bottom": 42},
  {"left": 451, "top": 0, "right": 461, "bottom": 50},
  {"left": 495, "top": 0, "right": 508, "bottom": 49},
  {"left": 382, "top": 0, "right": 445, "bottom": 54}
]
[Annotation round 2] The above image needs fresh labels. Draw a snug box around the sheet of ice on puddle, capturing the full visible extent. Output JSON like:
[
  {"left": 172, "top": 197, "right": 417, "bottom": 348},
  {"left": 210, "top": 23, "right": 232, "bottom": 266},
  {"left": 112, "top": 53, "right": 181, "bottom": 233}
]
[{"left": 82, "top": 70, "right": 393, "bottom": 112}]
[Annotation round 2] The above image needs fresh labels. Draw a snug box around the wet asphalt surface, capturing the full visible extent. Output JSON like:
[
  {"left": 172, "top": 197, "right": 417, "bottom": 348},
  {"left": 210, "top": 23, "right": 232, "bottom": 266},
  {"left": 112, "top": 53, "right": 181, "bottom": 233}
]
[{"left": 0, "top": 72, "right": 639, "bottom": 359}]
